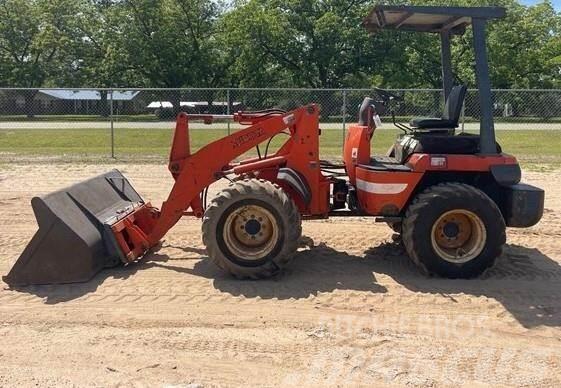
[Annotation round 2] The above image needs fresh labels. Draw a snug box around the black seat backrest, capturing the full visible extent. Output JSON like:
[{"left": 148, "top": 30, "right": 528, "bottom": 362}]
[{"left": 442, "top": 85, "right": 467, "bottom": 125}]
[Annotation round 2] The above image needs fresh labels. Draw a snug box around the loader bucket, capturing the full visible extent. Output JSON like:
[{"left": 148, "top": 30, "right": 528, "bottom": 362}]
[{"left": 3, "top": 169, "right": 144, "bottom": 286}]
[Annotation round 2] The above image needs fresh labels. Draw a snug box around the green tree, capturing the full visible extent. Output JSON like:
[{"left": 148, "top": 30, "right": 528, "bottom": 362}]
[
  {"left": 115, "top": 0, "right": 229, "bottom": 112},
  {"left": 1, "top": 0, "right": 560, "bottom": 102},
  {"left": 67, "top": 1, "right": 142, "bottom": 116},
  {"left": 221, "top": 0, "right": 561, "bottom": 90},
  {"left": 221, "top": 0, "right": 387, "bottom": 88},
  {"left": 384, "top": 0, "right": 561, "bottom": 89},
  {"left": 0, "top": 0, "right": 81, "bottom": 116}
]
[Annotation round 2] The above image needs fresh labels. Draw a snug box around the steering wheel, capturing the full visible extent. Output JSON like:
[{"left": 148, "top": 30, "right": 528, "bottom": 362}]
[{"left": 373, "top": 87, "right": 403, "bottom": 102}]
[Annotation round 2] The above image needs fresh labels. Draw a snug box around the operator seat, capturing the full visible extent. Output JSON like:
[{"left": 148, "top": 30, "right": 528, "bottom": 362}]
[{"left": 409, "top": 85, "right": 467, "bottom": 130}]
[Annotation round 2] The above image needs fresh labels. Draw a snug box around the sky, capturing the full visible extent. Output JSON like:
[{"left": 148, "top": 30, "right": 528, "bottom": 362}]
[{"left": 520, "top": 0, "right": 561, "bottom": 9}]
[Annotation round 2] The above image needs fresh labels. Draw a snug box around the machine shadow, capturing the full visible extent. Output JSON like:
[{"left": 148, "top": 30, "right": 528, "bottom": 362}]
[
  {"left": 5, "top": 262, "right": 145, "bottom": 304},
  {"left": 147, "top": 236, "right": 389, "bottom": 299},
  {"left": 362, "top": 241, "right": 561, "bottom": 329},
  {"left": 199, "top": 237, "right": 561, "bottom": 329},
  {"left": 2, "top": 243, "right": 210, "bottom": 304},
  {"left": 7, "top": 237, "right": 561, "bottom": 330}
]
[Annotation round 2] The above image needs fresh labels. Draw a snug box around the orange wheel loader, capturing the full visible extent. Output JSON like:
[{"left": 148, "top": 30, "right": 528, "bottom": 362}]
[{"left": 3, "top": 5, "right": 544, "bottom": 286}]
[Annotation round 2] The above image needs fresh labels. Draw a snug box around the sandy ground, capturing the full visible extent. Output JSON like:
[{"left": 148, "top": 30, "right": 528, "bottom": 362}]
[{"left": 0, "top": 163, "right": 560, "bottom": 387}]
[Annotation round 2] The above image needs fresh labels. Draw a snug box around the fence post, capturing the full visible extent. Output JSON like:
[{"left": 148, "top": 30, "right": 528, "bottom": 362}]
[
  {"left": 226, "top": 88, "right": 231, "bottom": 135},
  {"left": 460, "top": 99, "right": 466, "bottom": 133},
  {"left": 342, "top": 89, "right": 347, "bottom": 148},
  {"left": 110, "top": 89, "right": 115, "bottom": 158}
]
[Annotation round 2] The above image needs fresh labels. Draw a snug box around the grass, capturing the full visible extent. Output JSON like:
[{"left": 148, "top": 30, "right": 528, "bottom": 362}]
[
  {"left": 0, "top": 127, "right": 559, "bottom": 168},
  {"left": 0, "top": 114, "right": 159, "bottom": 122}
]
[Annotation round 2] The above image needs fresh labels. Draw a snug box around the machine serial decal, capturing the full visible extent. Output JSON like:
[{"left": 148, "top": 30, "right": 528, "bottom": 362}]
[{"left": 356, "top": 179, "right": 408, "bottom": 194}]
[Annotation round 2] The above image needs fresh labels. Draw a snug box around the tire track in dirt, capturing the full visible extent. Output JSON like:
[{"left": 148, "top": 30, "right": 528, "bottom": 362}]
[{"left": 1, "top": 164, "right": 560, "bottom": 387}]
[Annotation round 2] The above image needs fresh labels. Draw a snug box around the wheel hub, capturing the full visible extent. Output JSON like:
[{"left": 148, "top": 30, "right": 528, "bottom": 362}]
[
  {"left": 431, "top": 209, "right": 487, "bottom": 263},
  {"left": 442, "top": 222, "right": 460, "bottom": 238},
  {"left": 223, "top": 205, "right": 279, "bottom": 260},
  {"left": 244, "top": 219, "right": 262, "bottom": 235},
  {"left": 435, "top": 213, "right": 473, "bottom": 249}
]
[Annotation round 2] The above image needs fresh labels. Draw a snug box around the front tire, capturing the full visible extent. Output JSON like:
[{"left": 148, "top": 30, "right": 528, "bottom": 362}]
[
  {"left": 202, "top": 179, "right": 301, "bottom": 279},
  {"left": 402, "top": 183, "right": 505, "bottom": 278}
]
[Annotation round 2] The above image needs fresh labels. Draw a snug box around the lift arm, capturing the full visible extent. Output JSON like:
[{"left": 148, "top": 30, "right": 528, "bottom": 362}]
[{"left": 113, "top": 105, "right": 317, "bottom": 260}]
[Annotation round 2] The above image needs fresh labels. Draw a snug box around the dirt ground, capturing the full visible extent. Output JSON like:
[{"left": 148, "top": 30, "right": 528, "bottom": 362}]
[{"left": 0, "top": 163, "right": 560, "bottom": 387}]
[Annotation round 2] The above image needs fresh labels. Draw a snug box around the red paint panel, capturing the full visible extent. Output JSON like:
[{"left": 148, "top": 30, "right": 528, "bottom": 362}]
[
  {"left": 355, "top": 167, "right": 423, "bottom": 216},
  {"left": 343, "top": 125, "right": 373, "bottom": 184},
  {"left": 407, "top": 153, "right": 518, "bottom": 172}
]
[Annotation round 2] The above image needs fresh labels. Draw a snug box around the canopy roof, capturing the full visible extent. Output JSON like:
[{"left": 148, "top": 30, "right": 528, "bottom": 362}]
[{"left": 364, "top": 5, "right": 506, "bottom": 35}]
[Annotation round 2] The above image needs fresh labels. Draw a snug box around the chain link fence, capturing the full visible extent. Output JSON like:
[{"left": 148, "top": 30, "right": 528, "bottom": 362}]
[{"left": 1, "top": 87, "right": 560, "bottom": 158}]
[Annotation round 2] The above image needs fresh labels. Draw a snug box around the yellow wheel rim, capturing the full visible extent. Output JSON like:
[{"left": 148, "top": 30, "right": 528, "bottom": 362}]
[
  {"left": 430, "top": 209, "right": 486, "bottom": 264},
  {"left": 223, "top": 205, "right": 279, "bottom": 260}
]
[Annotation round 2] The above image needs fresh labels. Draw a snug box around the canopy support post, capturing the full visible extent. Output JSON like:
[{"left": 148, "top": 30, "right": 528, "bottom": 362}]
[
  {"left": 440, "top": 30, "right": 453, "bottom": 101},
  {"left": 472, "top": 17, "right": 497, "bottom": 154}
]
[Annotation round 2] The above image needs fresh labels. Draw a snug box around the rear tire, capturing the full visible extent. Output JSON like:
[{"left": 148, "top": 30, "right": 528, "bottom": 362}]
[
  {"left": 402, "top": 183, "right": 505, "bottom": 279},
  {"left": 202, "top": 179, "right": 301, "bottom": 279}
]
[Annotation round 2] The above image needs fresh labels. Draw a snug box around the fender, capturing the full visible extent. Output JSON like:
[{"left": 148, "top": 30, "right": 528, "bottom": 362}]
[
  {"left": 276, "top": 168, "right": 311, "bottom": 205},
  {"left": 490, "top": 164, "right": 521, "bottom": 186}
]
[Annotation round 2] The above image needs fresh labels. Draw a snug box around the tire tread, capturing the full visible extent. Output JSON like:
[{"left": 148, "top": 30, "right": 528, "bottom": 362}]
[
  {"left": 402, "top": 182, "right": 506, "bottom": 278},
  {"left": 202, "top": 179, "right": 301, "bottom": 279}
]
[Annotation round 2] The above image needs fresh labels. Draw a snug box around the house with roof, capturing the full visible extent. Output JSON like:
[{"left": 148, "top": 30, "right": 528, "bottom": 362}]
[
  {"left": 37, "top": 90, "right": 142, "bottom": 115},
  {"left": 0, "top": 90, "right": 143, "bottom": 116}
]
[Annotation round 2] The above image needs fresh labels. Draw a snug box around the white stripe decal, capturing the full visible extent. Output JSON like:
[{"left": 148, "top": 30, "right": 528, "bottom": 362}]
[{"left": 356, "top": 179, "right": 408, "bottom": 195}]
